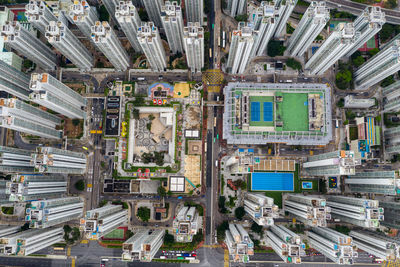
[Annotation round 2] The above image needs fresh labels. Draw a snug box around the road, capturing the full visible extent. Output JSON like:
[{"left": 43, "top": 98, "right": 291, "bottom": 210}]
[
  {"left": 13, "top": 132, "right": 37, "bottom": 150},
  {"left": 0, "top": 256, "right": 72, "bottom": 267}
]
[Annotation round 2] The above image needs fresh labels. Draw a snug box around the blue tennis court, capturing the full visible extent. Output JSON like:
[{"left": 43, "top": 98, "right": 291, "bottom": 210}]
[
  {"left": 263, "top": 102, "right": 273, "bottom": 122},
  {"left": 251, "top": 102, "right": 260, "bottom": 121},
  {"left": 251, "top": 172, "right": 294, "bottom": 191}
]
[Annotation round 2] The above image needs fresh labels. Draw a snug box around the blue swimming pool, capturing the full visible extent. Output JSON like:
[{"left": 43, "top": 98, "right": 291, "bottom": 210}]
[{"left": 251, "top": 172, "right": 294, "bottom": 191}]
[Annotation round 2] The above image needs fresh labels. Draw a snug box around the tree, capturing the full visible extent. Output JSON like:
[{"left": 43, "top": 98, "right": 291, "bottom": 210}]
[
  {"left": 218, "top": 196, "right": 227, "bottom": 213},
  {"left": 368, "top": 48, "right": 380, "bottom": 57},
  {"left": 164, "top": 231, "right": 174, "bottom": 244},
  {"left": 235, "top": 14, "right": 248, "bottom": 22},
  {"left": 136, "top": 207, "right": 151, "bottom": 222},
  {"left": 335, "top": 69, "right": 353, "bottom": 90},
  {"left": 286, "top": 58, "right": 302, "bottom": 70},
  {"left": 352, "top": 56, "right": 365, "bottom": 67},
  {"left": 381, "top": 75, "right": 396, "bottom": 87},
  {"left": 72, "top": 119, "right": 80, "bottom": 126},
  {"left": 74, "top": 179, "right": 85, "bottom": 191},
  {"left": 336, "top": 98, "right": 344, "bottom": 108},
  {"left": 216, "top": 221, "right": 229, "bottom": 241},
  {"left": 132, "top": 108, "right": 140, "bottom": 120},
  {"left": 97, "top": 5, "right": 109, "bottom": 21},
  {"left": 99, "top": 200, "right": 108, "bottom": 207},
  {"left": 380, "top": 24, "right": 394, "bottom": 43},
  {"left": 149, "top": 114, "right": 155, "bottom": 121},
  {"left": 251, "top": 222, "right": 263, "bottom": 234},
  {"left": 157, "top": 186, "right": 166, "bottom": 197},
  {"left": 286, "top": 23, "right": 295, "bottom": 34},
  {"left": 234, "top": 207, "right": 245, "bottom": 220},
  {"left": 384, "top": 0, "right": 397, "bottom": 9},
  {"left": 267, "top": 40, "right": 286, "bottom": 57}
]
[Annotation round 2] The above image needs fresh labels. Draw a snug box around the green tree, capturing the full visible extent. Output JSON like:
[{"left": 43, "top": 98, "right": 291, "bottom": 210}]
[
  {"left": 352, "top": 56, "right": 365, "bottom": 67},
  {"left": 368, "top": 48, "right": 380, "bottom": 57},
  {"left": 251, "top": 222, "right": 263, "bottom": 234},
  {"left": 235, "top": 14, "right": 248, "bottom": 21},
  {"left": 216, "top": 221, "right": 229, "bottom": 241},
  {"left": 74, "top": 180, "right": 85, "bottom": 191},
  {"left": 234, "top": 207, "right": 245, "bottom": 220},
  {"left": 286, "top": 58, "right": 302, "bottom": 70},
  {"left": 381, "top": 75, "right": 396, "bottom": 87},
  {"left": 97, "top": 5, "right": 109, "bottom": 21},
  {"left": 72, "top": 119, "right": 80, "bottom": 126},
  {"left": 384, "top": 0, "right": 397, "bottom": 8},
  {"left": 132, "top": 108, "right": 140, "bottom": 120},
  {"left": 380, "top": 24, "right": 394, "bottom": 43},
  {"left": 336, "top": 98, "right": 344, "bottom": 108},
  {"left": 218, "top": 196, "right": 227, "bottom": 213},
  {"left": 335, "top": 69, "right": 353, "bottom": 90},
  {"left": 286, "top": 23, "right": 295, "bottom": 34},
  {"left": 157, "top": 186, "right": 166, "bottom": 197},
  {"left": 267, "top": 40, "right": 286, "bottom": 57},
  {"left": 136, "top": 207, "right": 151, "bottom": 222},
  {"left": 164, "top": 231, "right": 174, "bottom": 243}
]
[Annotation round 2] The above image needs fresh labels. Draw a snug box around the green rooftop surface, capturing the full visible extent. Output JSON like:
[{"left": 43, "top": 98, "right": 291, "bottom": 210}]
[
  {"left": 249, "top": 95, "right": 274, "bottom": 127},
  {"left": 278, "top": 93, "right": 309, "bottom": 131}
]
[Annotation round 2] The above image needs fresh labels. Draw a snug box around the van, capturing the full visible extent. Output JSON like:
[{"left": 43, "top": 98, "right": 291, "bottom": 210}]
[
  {"left": 107, "top": 102, "right": 119, "bottom": 108},
  {"left": 137, "top": 77, "right": 145, "bottom": 81}
]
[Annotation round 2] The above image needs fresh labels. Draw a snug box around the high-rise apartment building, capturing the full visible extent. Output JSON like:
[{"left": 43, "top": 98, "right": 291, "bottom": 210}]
[
  {"left": 81, "top": 205, "right": 128, "bottom": 240},
  {"left": 350, "top": 230, "right": 400, "bottom": 261},
  {"left": 229, "top": 0, "right": 247, "bottom": 17},
  {"left": 137, "top": 22, "right": 167, "bottom": 72},
  {"left": 326, "top": 195, "right": 384, "bottom": 228},
  {"left": 101, "top": 0, "right": 119, "bottom": 24},
  {"left": 0, "top": 98, "right": 63, "bottom": 139},
  {"left": 6, "top": 174, "right": 67, "bottom": 202},
  {"left": 384, "top": 126, "right": 400, "bottom": 154},
  {"left": 69, "top": 0, "right": 99, "bottom": 38},
  {"left": 227, "top": 22, "right": 255, "bottom": 74},
  {"left": 225, "top": 223, "right": 254, "bottom": 263},
  {"left": 0, "top": 59, "right": 31, "bottom": 101},
  {"left": 274, "top": 0, "right": 297, "bottom": 38},
  {"left": 305, "top": 23, "right": 355, "bottom": 75},
  {"left": 0, "top": 146, "right": 34, "bottom": 173},
  {"left": 344, "top": 95, "right": 375, "bottom": 108},
  {"left": 26, "top": 197, "right": 83, "bottom": 228},
  {"left": 122, "top": 229, "right": 164, "bottom": 262},
  {"left": 307, "top": 227, "right": 358, "bottom": 265},
  {"left": 380, "top": 201, "right": 400, "bottom": 229},
  {"left": 303, "top": 150, "right": 359, "bottom": 176},
  {"left": 283, "top": 194, "right": 331, "bottom": 227},
  {"left": 244, "top": 193, "right": 279, "bottom": 226},
  {"left": 0, "top": 225, "right": 20, "bottom": 238},
  {"left": 355, "top": 39, "right": 400, "bottom": 89},
  {"left": 46, "top": 20, "right": 93, "bottom": 71},
  {"left": 25, "top": 0, "right": 58, "bottom": 34},
  {"left": 91, "top": 21, "right": 130, "bottom": 71},
  {"left": 267, "top": 225, "right": 305, "bottom": 264},
  {"left": 345, "top": 6, "right": 385, "bottom": 57},
  {"left": 287, "top": 1, "right": 330, "bottom": 57},
  {"left": 1, "top": 21, "right": 57, "bottom": 70},
  {"left": 142, "top": 0, "right": 163, "bottom": 27},
  {"left": 345, "top": 171, "right": 400, "bottom": 195},
  {"left": 185, "top": 0, "right": 203, "bottom": 24},
  {"left": 161, "top": 1, "right": 184, "bottom": 54},
  {"left": 115, "top": 0, "right": 142, "bottom": 52},
  {"left": 172, "top": 206, "right": 202, "bottom": 242},
  {"left": 183, "top": 22, "right": 204, "bottom": 72},
  {"left": 251, "top": 2, "right": 277, "bottom": 56},
  {"left": 29, "top": 73, "right": 86, "bottom": 119},
  {"left": 32, "top": 146, "right": 87, "bottom": 174},
  {"left": 383, "top": 80, "right": 400, "bottom": 112},
  {"left": 0, "top": 227, "right": 64, "bottom": 256}
]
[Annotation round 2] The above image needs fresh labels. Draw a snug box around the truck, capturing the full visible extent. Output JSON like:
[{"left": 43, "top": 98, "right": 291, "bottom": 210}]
[{"left": 215, "top": 160, "right": 218, "bottom": 167}]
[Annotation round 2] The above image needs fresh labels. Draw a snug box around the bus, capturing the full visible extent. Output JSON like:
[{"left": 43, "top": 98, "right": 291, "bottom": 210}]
[
  {"left": 209, "top": 48, "right": 212, "bottom": 58},
  {"left": 335, "top": 119, "right": 339, "bottom": 128},
  {"left": 212, "top": 24, "right": 214, "bottom": 29}
]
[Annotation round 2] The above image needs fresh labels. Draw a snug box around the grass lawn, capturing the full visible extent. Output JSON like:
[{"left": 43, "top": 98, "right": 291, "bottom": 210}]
[
  {"left": 349, "top": 126, "right": 358, "bottom": 140},
  {"left": 280, "top": 93, "right": 309, "bottom": 131}
]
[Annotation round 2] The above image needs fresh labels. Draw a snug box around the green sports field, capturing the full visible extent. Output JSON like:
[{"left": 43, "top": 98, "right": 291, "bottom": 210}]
[
  {"left": 277, "top": 93, "right": 309, "bottom": 131},
  {"left": 103, "top": 228, "right": 125, "bottom": 239}
]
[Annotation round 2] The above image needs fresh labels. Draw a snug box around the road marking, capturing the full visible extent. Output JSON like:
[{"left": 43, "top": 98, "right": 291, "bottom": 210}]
[
  {"left": 67, "top": 247, "right": 71, "bottom": 256},
  {"left": 202, "top": 245, "right": 221, "bottom": 248},
  {"left": 80, "top": 240, "right": 89, "bottom": 244},
  {"left": 71, "top": 258, "right": 75, "bottom": 267},
  {"left": 224, "top": 249, "right": 229, "bottom": 267}
]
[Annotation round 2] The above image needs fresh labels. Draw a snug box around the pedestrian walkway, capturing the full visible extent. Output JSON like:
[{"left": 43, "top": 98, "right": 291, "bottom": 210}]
[{"left": 224, "top": 249, "right": 229, "bottom": 267}]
